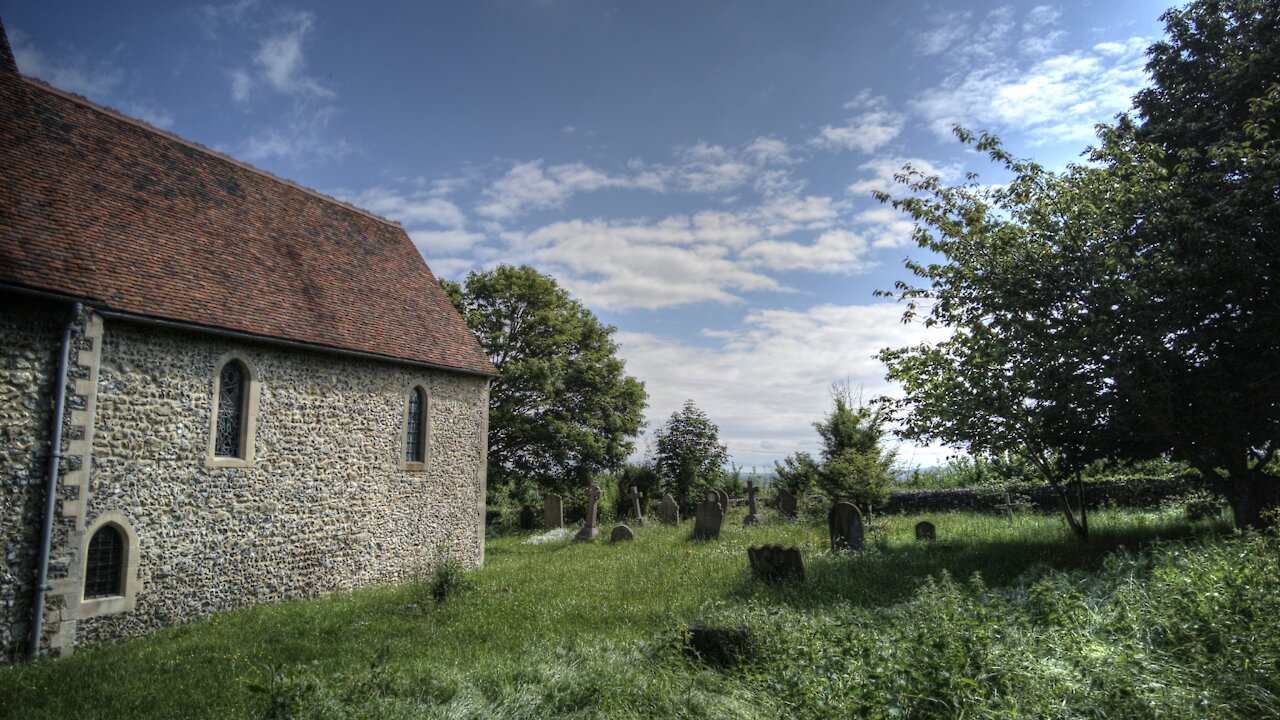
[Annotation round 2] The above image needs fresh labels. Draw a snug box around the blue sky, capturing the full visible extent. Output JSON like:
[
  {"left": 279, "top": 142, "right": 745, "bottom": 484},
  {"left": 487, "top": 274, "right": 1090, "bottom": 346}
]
[{"left": 3, "top": 0, "right": 1170, "bottom": 470}]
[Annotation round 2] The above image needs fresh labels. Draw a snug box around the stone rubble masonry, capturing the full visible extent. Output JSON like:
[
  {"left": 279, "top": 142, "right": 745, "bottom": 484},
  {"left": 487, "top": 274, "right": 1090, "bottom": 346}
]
[{"left": 1, "top": 299, "right": 489, "bottom": 661}]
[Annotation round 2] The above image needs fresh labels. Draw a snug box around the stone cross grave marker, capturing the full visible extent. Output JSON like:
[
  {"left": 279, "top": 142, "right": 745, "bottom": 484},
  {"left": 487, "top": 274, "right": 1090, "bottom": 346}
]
[
  {"left": 629, "top": 485, "right": 647, "bottom": 525},
  {"left": 574, "top": 482, "right": 602, "bottom": 541},
  {"left": 543, "top": 493, "right": 563, "bottom": 530},
  {"left": 775, "top": 488, "right": 797, "bottom": 518},
  {"left": 610, "top": 524, "right": 635, "bottom": 542},
  {"left": 693, "top": 491, "right": 725, "bottom": 540},
  {"left": 915, "top": 520, "right": 936, "bottom": 541},
  {"left": 656, "top": 493, "right": 681, "bottom": 525},
  {"left": 995, "top": 491, "right": 1017, "bottom": 521},
  {"left": 747, "top": 544, "right": 804, "bottom": 583},
  {"left": 715, "top": 488, "right": 729, "bottom": 513},
  {"left": 828, "top": 502, "right": 864, "bottom": 551},
  {"left": 743, "top": 479, "right": 763, "bottom": 526}
]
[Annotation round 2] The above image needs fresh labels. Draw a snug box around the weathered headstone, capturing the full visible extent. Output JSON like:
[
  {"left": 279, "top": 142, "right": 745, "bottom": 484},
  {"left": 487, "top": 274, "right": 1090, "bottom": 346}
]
[
  {"left": 775, "top": 488, "right": 797, "bottom": 518},
  {"left": 747, "top": 544, "right": 804, "bottom": 583},
  {"left": 574, "top": 482, "right": 602, "bottom": 542},
  {"left": 628, "top": 485, "right": 647, "bottom": 526},
  {"left": 543, "top": 493, "right": 563, "bottom": 530},
  {"left": 743, "top": 479, "right": 763, "bottom": 526},
  {"left": 715, "top": 488, "right": 729, "bottom": 513},
  {"left": 518, "top": 505, "right": 537, "bottom": 530},
  {"left": 656, "top": 493, "right": 681, "bottom": 525},
  {"left": 915, "top": 521, "right": 936, "bottom": 541},
  {"left": 693, "top": 491, "right": 724, "bottom": 540},
  {"left": 828, "top": 502, "right": 864, "bottom": 551},
  {"left": 610, "top": 524, "right": 635, "bottom": 542}
]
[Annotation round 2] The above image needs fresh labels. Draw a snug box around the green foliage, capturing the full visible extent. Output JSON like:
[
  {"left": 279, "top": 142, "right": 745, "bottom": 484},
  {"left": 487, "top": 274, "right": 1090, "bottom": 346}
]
[
  {"left": 428, "top": 557, "right": 470, "bottom": 604},
  {"left": 654, "top": 400, "right": 729, "bottom": 510},
  {"left": 441, "top": 265, "right": 647, "bottom": 503},
  {"left": 773, "top": 451, "right": 819, "bottom": 496},
  {"left": 606, "top": 462, "right": 661, "bottom": 519},
  {"left": 811, "top": 383, "right": 896, "bottom": 508},
  {"left": 875, "top": 0, "right": 1280, "bottom": 531}
]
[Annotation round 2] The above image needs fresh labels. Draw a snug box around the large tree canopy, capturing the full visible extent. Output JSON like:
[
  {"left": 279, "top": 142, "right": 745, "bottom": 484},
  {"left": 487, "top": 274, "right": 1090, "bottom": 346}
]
[
  {"left": 442, "top": 265, "right": 647, "bottom": 502},
  {"left": 876, "top": 0, "right": 1280, "bottom": 531},
  {"left": 653, "top": 400, "right": 728, "bottom": 510}
]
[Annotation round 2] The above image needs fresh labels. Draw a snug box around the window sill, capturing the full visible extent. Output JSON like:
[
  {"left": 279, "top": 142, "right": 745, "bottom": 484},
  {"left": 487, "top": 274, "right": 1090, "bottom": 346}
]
[
  {"left": 207, "top": 456, "right": 253, "bottom": 469},
  {"left": 79, "top": 594, "right": 135, "bottom": 618}
]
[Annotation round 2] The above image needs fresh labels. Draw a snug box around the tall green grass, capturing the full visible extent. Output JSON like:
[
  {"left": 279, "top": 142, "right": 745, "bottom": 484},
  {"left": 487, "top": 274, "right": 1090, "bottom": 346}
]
[{"left": 2, "top": 506, "right": 1268, "bottom": 719}]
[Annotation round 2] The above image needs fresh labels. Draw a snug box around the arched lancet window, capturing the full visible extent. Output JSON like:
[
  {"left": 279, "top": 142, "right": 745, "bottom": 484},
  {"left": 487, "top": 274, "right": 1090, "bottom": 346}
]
[
  {"left": 215, "top": 360, "right": 247, "bottom": 458},
  {"left": 405, "top": 386, "right": 427, "bottom": 463},
  {"left": 84, "top": 525, "right": 124, "bottom": 598}
]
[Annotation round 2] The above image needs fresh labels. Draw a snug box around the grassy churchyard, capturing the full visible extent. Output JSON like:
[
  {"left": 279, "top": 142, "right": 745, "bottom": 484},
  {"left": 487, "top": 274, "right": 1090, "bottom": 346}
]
[{"left": 2, "top": 506, "right": 1278, "bottom": 719}]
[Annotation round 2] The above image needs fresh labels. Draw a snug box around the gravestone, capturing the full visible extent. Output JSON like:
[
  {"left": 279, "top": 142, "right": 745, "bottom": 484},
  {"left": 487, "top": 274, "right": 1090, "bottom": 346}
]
[
  {"left": 574, "top": 482, "right": 602, "bottom": 541},
  {"left": 915, "top": 521, "right": 936, "bottom": 541},
  {"left": 628, "top": 485, "right": 647, "bottom": 526},
  {"left": 656, "top": 493, "right": 681, "bottom": 525},
  {"left": 693, "top": 491, "right": 724, "bottom": 540},
  {"left": 715, "top": 488, "right": 729, "bottom": 513},
  {"left": 775, "top": 488, "right": 797, "bottom": 518},
  {"left": 747, "top": 545, "right": 804, "bottom": 583},
  {"left": 828, "top": 502, "right": 864, "bottom": 551},
  {"left": 743, "top": 479, "right": 763, "bottom": 526},
  {"left": 543, "top": 493, "right": 563, "bottom": 530},
  {"left": 518, "top": 505, "right": 537, "bottom": 531},
  {"left": 610, "top": 524, "right": 635, "bottom": 542}
]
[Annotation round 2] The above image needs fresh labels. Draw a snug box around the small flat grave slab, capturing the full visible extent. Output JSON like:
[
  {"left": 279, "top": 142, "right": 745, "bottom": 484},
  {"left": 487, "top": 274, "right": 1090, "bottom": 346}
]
[{"left": 747, "top": 544, "right": 804, "bottom": 583}]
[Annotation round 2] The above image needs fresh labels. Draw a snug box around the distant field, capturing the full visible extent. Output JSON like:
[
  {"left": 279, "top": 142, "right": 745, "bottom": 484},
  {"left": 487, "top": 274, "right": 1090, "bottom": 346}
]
[{"left": 3, "top": 507, "right": 1275, "bottom": 719}]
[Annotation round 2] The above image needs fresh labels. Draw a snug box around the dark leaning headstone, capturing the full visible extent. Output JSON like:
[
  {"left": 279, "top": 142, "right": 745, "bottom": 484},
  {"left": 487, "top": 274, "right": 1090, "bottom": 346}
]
[
  {"left": 743, "top": 479, "right": 763, "bottom": 526},
  {"left": 693, "top": 492, "right": 725, "bottom": 540},
  {"left": 776, "top": 488, "right": 797, "bottom": 518},
  {"left": 656, "top": 493, "right": 681, "bottom": 525},
  {"left": 747, "top": 544, "right": 804, "bottom": 583},
  {"left": 543, "top": 493, "right": 563, "bottom": 530},
  {"left": 828, "top": 502, "right": 864, "bottom": 551},
  {"left": 518, "top": 505, "right": 537, "bottom": 530},
  {"left": 715, "top": 488, "right": 730, "bottom": 514},
  {"left": 610, "top": 524, "right": 635, "bottom": 542},
  {"left": 574, "top": 482, "right": 602, "bottom": 542},
  {"left": 915, "top": 521, "right": 936, "bottom": 541}
]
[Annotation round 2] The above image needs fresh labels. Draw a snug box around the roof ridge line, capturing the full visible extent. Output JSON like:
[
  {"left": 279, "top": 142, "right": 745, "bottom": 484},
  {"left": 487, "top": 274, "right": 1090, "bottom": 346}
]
[{"left": 18, "top": 74, "right": 404, "bottom": 232}]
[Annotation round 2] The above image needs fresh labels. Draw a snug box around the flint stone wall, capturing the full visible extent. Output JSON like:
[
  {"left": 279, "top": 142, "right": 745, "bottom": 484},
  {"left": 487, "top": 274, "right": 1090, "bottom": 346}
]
[{"left": 1, "top": 302, "right": 489, "bottom": 660}]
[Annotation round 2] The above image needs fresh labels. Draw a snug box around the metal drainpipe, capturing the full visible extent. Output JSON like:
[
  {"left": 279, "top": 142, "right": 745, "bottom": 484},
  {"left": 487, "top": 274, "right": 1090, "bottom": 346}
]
[{"left": 28, "top": 301, "right": 81, "bottom": 659}]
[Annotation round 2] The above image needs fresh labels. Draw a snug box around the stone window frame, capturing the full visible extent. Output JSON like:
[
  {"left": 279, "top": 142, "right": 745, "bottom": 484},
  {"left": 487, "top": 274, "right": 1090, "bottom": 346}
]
[
  {"left": 78, "top": 513, "right": 141, "bottom": 618},
  {"left": 400, "top": 382, "right": 432, "bottom": 472},
  {"left": 206, "top": 353, "right": 262, "bottom": 468}
]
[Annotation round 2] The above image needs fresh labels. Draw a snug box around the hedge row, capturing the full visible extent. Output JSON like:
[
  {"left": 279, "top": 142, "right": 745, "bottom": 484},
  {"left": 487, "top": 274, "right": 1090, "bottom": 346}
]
[{"left": 884, "top": 475, "right": 1203, "bottom": 515}]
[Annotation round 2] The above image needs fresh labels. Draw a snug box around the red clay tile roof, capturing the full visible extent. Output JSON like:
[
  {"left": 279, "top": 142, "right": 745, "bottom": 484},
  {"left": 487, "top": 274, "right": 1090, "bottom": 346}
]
[{"left": 0, "top": 58, "right": 495, "bottom": 376}]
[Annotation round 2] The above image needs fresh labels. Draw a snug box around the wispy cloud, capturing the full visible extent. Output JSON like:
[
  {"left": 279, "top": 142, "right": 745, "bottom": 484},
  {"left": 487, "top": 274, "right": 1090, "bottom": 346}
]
[{"left": 809, "top": 92, "right": 904, "bottom": 155}]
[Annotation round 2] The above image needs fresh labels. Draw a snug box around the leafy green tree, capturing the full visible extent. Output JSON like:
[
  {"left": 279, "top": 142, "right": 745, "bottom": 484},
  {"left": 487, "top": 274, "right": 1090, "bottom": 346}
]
[
  {"left": 812, "top": 383, "right": 897, "bottom": 509},
  {"left": 875, "top": 0, "right": 1280, "bottom": 531},
  {"left": 442, "top": 265, "right": 647, "bottom": 504},
  {"left": 773, "top": 451, "right": 820, "bottom": 496},
  {"left": 653, "top": 400, "right": 728, "bottom": 510}
]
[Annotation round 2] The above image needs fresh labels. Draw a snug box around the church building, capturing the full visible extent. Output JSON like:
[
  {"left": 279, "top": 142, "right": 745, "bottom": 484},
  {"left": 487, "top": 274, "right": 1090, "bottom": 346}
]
[{"left": 0, "top": 24, "right": 496, "bottom": 661}]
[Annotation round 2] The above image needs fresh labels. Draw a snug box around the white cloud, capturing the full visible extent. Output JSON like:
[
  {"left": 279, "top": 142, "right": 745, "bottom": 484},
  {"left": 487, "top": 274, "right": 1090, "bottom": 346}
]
[
  {"left": 810, "top": 93, "right": 904, "bottom": 155},
  {"left": 238, "top": 107, "right": 353, "bottom": 163},
  {"left": 10, "top": 29, "right": 124, "bottom": 98},
  {"left": 742, "top": 230, "right": 871, "bottom": 273},
  {"left": 475, "top": 160, "right": 640, "bottom": 220},
  {"left": 616, "top": 303, "right": 953, "bottom": 468},
  {"left": 855, "top": 207, "right": 917, "bottom": 249},
  {"left": 408, "top": 229, "right": 486, "bottom": 255},
  {"left": 229, "top": 10, "right": 333, "bottom": 103},
  {"left": 846, "top": 156, "right": 959, "bottom": 196},
  {"left": 913, "top": 44, "right": 1149, "bottom": 144},
  {"left": 340, "top": 186, "right": 467, "bottom": 229}
]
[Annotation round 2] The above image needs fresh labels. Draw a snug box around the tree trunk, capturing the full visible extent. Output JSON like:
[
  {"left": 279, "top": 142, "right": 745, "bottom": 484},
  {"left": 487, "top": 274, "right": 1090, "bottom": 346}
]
[
  {"left": 1223, "top": 470, "right": 1280, "bottom": 530},
  {"left": 1047, "top": 475, "right": 1089, "bottom": 541}
]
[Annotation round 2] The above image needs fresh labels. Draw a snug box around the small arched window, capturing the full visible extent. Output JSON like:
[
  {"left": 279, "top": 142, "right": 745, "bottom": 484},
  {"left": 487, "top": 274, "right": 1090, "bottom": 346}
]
[
  {"left": 405, "top": 386, "right": 427, "bottom": 464},
  {"left": 215, "top": 360, "right": 247, "bottom": 458},
  {"left": 84, "top": 525, "right": 124, "bottom": 598}
]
